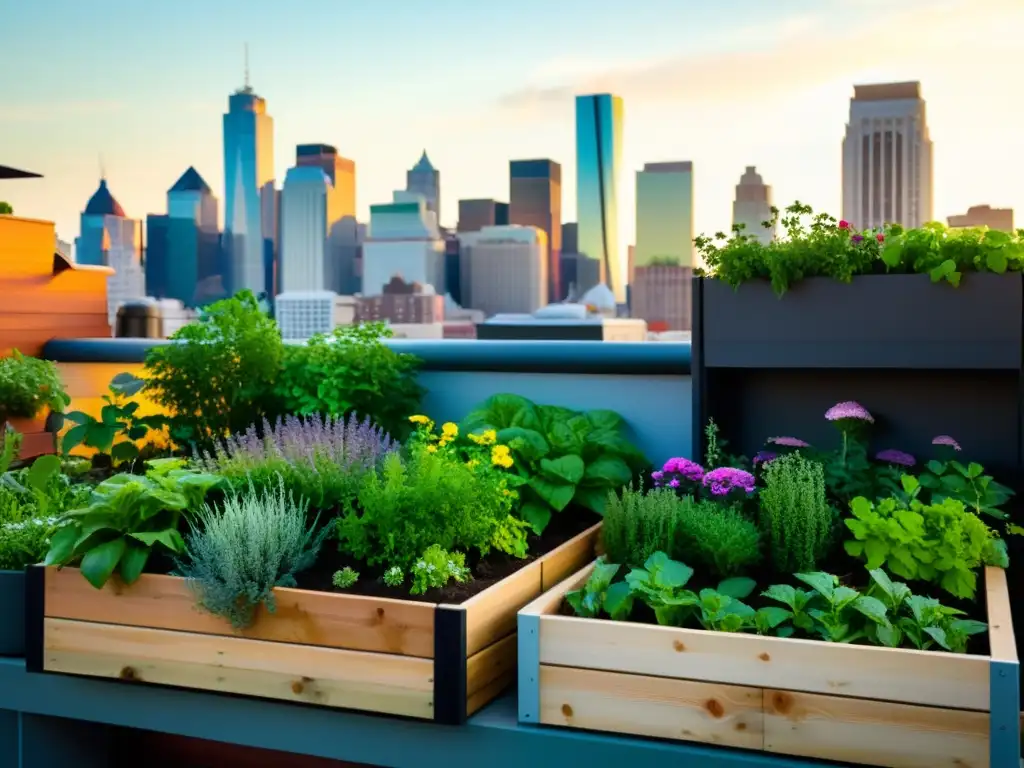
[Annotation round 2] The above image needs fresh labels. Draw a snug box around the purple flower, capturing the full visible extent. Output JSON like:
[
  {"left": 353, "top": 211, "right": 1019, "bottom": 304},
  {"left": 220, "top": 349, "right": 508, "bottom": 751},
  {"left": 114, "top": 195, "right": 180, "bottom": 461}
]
[
  {"left": 661, "top": 457, "right": 705, "bottom": 482},
  {"left": 651, "top": 470, "right": 665, "bottom": 481},
  {"left": 932, "top": 435, "right": 962, "bottom": 452},
  {"left": 851, "top": 234, "right": 864, "bottom": 243},
  {"left": 753, "top": 451, "right": 778, "bottom": 465},
  {"left": 702, "top": 467, "right": 756, "bottom": 497},
  {"left": 767, "top": 436, "right": 810, "bottom": 448},
  {"left": 875, "top": 449, "right": 916, "bottom": 467},
  {"left": 825, "top": 401, "right": 874, "bottom": 424},
  {"left": 668, "top": 478, "right": 680, "bottom": 488}
]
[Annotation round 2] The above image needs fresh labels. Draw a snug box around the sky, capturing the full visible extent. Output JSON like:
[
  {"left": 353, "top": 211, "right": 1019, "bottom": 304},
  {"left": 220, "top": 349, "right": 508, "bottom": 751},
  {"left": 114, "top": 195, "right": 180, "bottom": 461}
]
[{"left": 1, "top": 0, "right": 1022, "bottom": 253}]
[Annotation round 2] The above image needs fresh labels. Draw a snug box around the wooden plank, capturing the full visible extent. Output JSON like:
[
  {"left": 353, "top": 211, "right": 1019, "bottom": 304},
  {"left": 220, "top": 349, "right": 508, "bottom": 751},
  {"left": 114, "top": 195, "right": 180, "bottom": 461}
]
[
  {"left": 466, "top": 633, "right": 517, "bottom": 716},
  {"left": 43, "top": 618, "right": 434, "bottom": 719},
  {"left": 985, "top": 565, "right": 1017, "bottom": 662},
  {"left": 45, "top": 568, "right": 436, "bottom": 658},
  {"left": 763, "top": 688, "right": 989, "bottom": 768},
  {"left": 520, "top": 562, "right": 593, "bottom": 618},
  {"left": 539, "top": 665, "right": 763, "bottom": 750},
  {"left": 463, "top": 560, "right": 542, "bottom": 657},
  {"left": 538, "top": 614, "right": 990, "bottom": 711},
  {"left": 538, "top": 523, "right": 600, "bottom": 591}
]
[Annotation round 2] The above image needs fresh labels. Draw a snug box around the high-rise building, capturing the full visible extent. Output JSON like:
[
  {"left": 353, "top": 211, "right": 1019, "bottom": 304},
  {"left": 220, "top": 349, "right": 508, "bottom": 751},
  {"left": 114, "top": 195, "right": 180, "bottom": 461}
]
[
  {"left": 356, "top": 276, "right": 445, "bottom": 338},
  {"left": 223, "top": 73, "right": 274, "bottom": 297},
  {"left": 296, "top": 144, "right": 356, "bottom": 218},
  {"left": 75, "top": 179, "right": 145, "bottom": 325},
  {"left": 457, "top": 199, "right": 509, "bottom": 232},
  {"left": 562, "top": 222, "right": 578, "bottom": 255},
  {"left": 275, "top": 291, "right": 341, "bottom": 342},
  {"left": 510, "top": 159, "right": 563, "bottom": 301},
  {"left": 458, "top": 225, "right": 548, "bottom": 317},
  {"left": 842, "top": 82, "right": 933, "bottom": 230},
  {"left": 635, "top": 161, "right": 694, "bottom": 268},
  {"left": 362, "top": 192, "right": 445, "bottom": 297},
  {"left": 576, "top": 94, "right": 624, "bottom": 302},
  {"left": 145, "top": 214, "right": 169, "bottom": 299},
  {"left": 731, "top": 166, "right": 775, "bottom": 245},
  {"left": 406, "top": 151, "right": 440, "bottom": 225},
  {"left": 948, "top": 205, "right": 1014, "bottom": 232},
  {"left": 165, "top": 167, "right": 219, "bottom": 307},
  {"left": 631, "top": 265, "right": 693, "bottom": 332}
]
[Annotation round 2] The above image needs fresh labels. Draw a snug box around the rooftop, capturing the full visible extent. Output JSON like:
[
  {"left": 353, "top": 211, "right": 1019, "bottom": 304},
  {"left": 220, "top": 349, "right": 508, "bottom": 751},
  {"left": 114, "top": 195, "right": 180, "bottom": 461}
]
[{"left": 83, "top": 179, "right": 126, "bottom": 218}]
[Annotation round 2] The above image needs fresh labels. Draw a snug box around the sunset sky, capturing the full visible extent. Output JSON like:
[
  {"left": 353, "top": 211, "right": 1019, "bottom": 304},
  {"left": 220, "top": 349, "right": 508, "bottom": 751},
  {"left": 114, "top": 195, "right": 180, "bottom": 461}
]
[{"left": 1, "top": 0, "right": 1021, "bottom": 252}]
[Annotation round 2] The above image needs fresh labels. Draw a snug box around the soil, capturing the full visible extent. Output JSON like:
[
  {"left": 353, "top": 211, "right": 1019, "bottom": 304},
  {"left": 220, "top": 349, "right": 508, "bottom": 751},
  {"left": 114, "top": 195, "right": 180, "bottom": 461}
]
[{"left": 296, "top": 507, "right": 601, "bottom": 603}]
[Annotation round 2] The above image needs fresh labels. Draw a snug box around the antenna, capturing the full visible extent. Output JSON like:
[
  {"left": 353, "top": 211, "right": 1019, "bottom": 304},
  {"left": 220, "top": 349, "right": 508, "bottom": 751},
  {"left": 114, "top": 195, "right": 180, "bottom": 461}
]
[
  {"left": 99, "top": 153, "right": 106, "bottom": 181},
  {"left": 244, "top": 43, "right": 250, "bottom": 91}
]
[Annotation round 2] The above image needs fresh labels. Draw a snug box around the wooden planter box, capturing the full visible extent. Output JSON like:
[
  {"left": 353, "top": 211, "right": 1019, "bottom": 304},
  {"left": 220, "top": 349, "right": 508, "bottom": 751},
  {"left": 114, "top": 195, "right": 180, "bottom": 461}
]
[
  {"left": 25, "top": 524, "right": 600, "bottom": 724},
  {"left": 692, "top": 274, "right": 1024, "bottom": 471},
  {"left": 518, "top": 562, "right": 1020, "bottom": 768},
  {"left": 3, "top": 415, "right": 56, "bottom": 462},
  {"left": 0, "top": 570, "right": 25, "bottom": 657}
]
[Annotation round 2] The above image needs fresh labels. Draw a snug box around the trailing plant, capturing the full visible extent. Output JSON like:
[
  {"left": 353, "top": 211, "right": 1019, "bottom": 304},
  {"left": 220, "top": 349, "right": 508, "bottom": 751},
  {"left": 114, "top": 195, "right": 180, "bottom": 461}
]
[
  {"left": 276, "top": 322, "right": 423, "bottom": 440},
  {"left": 759, "top": 453, "right": 834, "bottom": 572},
  {"left": 461, "top": 394, "right": 648, "bottom": 533},
  {"left": 672, "top": 496, "right": 762, "bottom": 579},
  {"left": 845, "top": 475, "right": 1006, "bottom": 600},
  {"left": 61, "top": 373, "right": 166, "bottom": 466},
  {"left": 176, "top": 478, "right": 329, "bottom": 628},
  {"left": 199, "top": 413, "right": 398, "bottom": 511},
  {"left": 0, "top": 350, "right": 70, "bottom": 422},
  {"left": 44, "top": 460, "right": 225, "bottom": 589},
  {"left": 142, "top": 291, "right": 284, "bottom": 451},
  {"left": 409, "top": 545, "right": 471, "bottom": 595}
]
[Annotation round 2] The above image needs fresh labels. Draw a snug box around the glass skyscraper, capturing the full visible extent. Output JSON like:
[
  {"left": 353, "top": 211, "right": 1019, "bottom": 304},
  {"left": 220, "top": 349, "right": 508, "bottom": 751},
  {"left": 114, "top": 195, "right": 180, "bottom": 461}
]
[
  {"left": 635, "top": 161, "right": 694, "bottom": 267},
  {"left": 223, "top": 83, "right": 274, "bottom": 297},
  {"left": 510, "top": 159, "right": 562, "bottom": 301},
  {"left": 575, "top": 94, "right": 624, "bottom": 302}
]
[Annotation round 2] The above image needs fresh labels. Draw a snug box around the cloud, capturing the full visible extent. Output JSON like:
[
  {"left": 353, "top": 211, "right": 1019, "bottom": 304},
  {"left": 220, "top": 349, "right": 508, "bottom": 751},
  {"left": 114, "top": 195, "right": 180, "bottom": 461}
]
[
  {"left": 0, "top": 101, "right": 124, "bottom": 123},
  {"left": 497, "top": 0, "right": 1022, "bottom": 116}
]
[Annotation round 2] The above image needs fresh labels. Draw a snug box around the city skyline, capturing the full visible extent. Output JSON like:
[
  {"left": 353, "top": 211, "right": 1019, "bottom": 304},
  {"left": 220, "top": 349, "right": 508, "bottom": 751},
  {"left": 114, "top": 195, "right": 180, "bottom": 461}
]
[{"left": 1, "top": 0, "right": 1022, "bottom": 252}]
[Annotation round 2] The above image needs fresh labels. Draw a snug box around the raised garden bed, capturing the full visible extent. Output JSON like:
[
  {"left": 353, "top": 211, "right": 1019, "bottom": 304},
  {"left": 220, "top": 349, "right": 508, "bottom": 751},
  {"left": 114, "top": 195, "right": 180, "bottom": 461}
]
[
  {"left": 28, "top": 522, "right": 600, "bottom": 723},
  {"left": 0, "top": 569, "right": 25, "bottom": 656},
  {"left": 519, "top": 561, "right": 1018, "bottom": 768}
]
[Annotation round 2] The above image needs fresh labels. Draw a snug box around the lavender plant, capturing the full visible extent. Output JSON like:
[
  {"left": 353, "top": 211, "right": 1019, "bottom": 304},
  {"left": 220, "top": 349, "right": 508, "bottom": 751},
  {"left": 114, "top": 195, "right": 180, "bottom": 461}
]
[{"left": 199, "top": 413, "right": 398, "bottom": 510}]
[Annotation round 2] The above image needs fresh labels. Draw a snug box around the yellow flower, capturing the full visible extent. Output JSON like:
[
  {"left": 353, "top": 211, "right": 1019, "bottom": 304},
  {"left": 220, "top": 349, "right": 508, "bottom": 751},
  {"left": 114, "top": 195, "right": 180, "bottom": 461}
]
[
  {"left": 409, "top": 414, "right": 431, "bottom": 425},
  {"left": 491, "top": 444, "right": 513, "bottom": 469},
  {"left": 469, "top": 429, "right": 497, "bottom": 446},
  {"left": 442, "top": 422, "right": 459, "bottom": 438},
  {"left": 426, "top": 444, "right": 437, "bottom": 453},
  {"left": 438, "top": 436, "right": 452, "bottom": 447}
]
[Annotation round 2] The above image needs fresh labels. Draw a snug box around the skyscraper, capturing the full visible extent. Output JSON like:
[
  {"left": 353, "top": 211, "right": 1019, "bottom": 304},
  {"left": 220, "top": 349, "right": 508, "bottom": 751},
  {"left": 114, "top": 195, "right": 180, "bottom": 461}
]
[
  {"left": 732, "top": 166, "right": 775, "bottom": 245},
  {"left": 457, "top": 199, "right": 509, "bottom": 232},
  {"left": 510, "top": 159, "right": 562, "bottom": 301},
  {"left": 362, "top": 192, "right": 445, "bottom": 298},
  {"left": 296, "top": 144, "right": 356, "bottom": 217},
  {"left": 576, "top": 94, "right": 624, "bottom": 302},
  {"left": 406, "top": 151, "right": 440, "bottom": 225},
  {"left": 842, "top": 81, "right": 933, "bottom": 230},
  {"left": 458, "top": 226, "right": 548, "bottom": 317},
  {"left": 165, "top": 167, "right": 219, "bottom": 306},
  {"left": 223, "top": 71, "right": 274, "bottom": 297},
  {"left": 634, "top": 161, "right": 694, "bottom": 268}
]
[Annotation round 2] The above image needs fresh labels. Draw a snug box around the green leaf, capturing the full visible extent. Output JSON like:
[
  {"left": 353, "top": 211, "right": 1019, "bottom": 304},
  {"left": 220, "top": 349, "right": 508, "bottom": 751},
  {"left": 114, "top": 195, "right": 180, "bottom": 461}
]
[
  {"left": 528, "top": 476, "right": 575, "bottom": 512},
  {"left": 61, "top": 423, "right": 90, "bottom": 453},
  {"left": 653, "top": 558, "right": 694, "bottom": 589},
  {"left": 757, "top": 606, "right": 793, "bottom": 630},
  {"left": 863, "top": 538, "right": 890, "bottom": 569},
  {"left": 126, "top": 425, "right": 149, "bottom": 441},
  {"left": 520, "top": 501, "right": 552, "bottom": 535},
  {"left": 539, "top": 455, "right": 586, "bottom": 484},
  {"left": 852, "top": 595, "right": 890, "bottom": 626},
  {"left": 923, "top": 626, "right": 951, "bottom": 651},
  {"left": 129, "top": 528, "right": 186, "bottom": 554},
  {"left": 586, "top": 410, "right": 623, "bottom": 433},
  {"left": 110, "top": 441, "right": 140, "bottom": 463},
  {"left": 874, "top": 623, "right": 902, "bottom": 647},
  {"left": 986, "top": 249, "right": 1008, "bottom": 274},
  {"left": 80, "top": 537, "right": 128, "bottom": 589},
  {"left": 880, "top": 240, "right": 903, "bottom": 268},
  {"left": 716, "top": 577, "right": 756, "bottom": 600},
  {"left": 62, "top": 411, "right": 95, "bottom": 426},
  {"left": 868, "top": 569, "right": 894, "bottom": 599},
  {"left": 27, "top": 453, "right": 61, "bottom": 491},
  {"left": 118, "top": 541, "right": 151, "bottom": 585},
  {"left": 43, "top": 524, "right": 80, "bottom": 566},
  {"left": 794, "top": 571, "right": 836, "bottom": 599},
  {"left": 572, "top": 486, "right": 610, "bottom": 515},
  {"left": 603, "top": 581, "right": 634, "bottom": 621},
  {"left": 110, "top": 372, "right": 147, "bottom": 397},
  {"left": 83, "top": 424, "right": 119, "bottom": 453},
  {"left": 762, "top": 583, "right": 797, "bottom": 609},
  {"left": 951, "top": 618, "right": 988, "bottom": 637},
  {"left": 496, "top": 427, "right": 549, "bottom": 461},
  {"left": 582, "top": 455, "right": 633, "bottom": 487}
]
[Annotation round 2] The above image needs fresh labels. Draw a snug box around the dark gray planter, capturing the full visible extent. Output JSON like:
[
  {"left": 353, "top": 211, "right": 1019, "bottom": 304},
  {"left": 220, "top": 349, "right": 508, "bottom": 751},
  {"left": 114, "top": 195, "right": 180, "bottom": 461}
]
[
  {"left": 697, "top": 273, "right": 1023, "bottom": 369},
  {"left": 692, "top": 273, "right": 1024, "bottom": 472},
  {"left": 0, "top": 569, "right": 25, "bottom": 657}
]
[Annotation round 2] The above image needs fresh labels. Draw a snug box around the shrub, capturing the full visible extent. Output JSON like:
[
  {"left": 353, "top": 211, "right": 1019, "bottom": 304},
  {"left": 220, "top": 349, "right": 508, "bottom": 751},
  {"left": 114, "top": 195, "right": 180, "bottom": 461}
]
[
  {"left": 199, "top": 413, "right": 398, "bottom": 511},
  {"left": 759, "top": 453, "right": 834, "bottom": 573},
  {"left": 602, "top": 486, "right": 684, "bottom": 568},
  {"left": 0, "top": 350, "right": 70, "bottom": 422},
  {"left": 176, "top": 478, "right": 330, "bottom": 628},
  {"left": 673, "top": 497, "right": 763, "bottom": 579},
  {"left": 276, "top": 323, "right": 423, "bottom": 440},
  {"left": 143, "top": 291, "right": 283, "bottom": 451}
]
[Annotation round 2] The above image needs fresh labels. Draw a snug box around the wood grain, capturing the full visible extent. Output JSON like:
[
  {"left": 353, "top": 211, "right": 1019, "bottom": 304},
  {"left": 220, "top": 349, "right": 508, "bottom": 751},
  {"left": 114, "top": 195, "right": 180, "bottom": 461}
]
[
  {"left": 538, "top": 523, "right": 601, "bottom": 591},
  {"left": 763, "top": 688, "right": 989, "bottom": 768},
  {"left": 44, "top": 618, "right": 435, "bottom": 718},
  {"left": 539, "top": 664, "right": 763, "bottom": 750},
  {"left": 984, "top": 565, "right": 1016, "bottom": 661},
  {"left": 45, "top": 568, "right": 437, "bottom": 658},
  {"left": 463, "top": 560, "right": 542, "bottom": 657},
  {"left": 520, "top": 562, "right": 593, "bottom": 618},
  {"left": 466, "top": 633, "right": 517, "bottom": 716}
]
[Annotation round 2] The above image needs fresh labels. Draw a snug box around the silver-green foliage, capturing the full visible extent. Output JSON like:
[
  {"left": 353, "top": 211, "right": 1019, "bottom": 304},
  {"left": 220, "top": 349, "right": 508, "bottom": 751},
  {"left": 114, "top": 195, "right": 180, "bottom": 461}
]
[
  {"left": 602, "top": 486, "right": 683, "bottom": 567},
  {"left": 759, "top": 453, "right": 834, "bottom": 573},
  {"left": 176, "top": 477, "right": 329, "bottom": 628}
]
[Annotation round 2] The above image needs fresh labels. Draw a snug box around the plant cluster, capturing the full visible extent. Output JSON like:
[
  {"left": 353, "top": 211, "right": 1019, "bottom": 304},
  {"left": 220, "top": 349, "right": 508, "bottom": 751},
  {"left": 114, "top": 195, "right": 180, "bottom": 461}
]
[
  {"left": 696, "top": 201, "right": 1024, "bottom": 294},
  {"left": 0, "top": 350, "right": 70, "bottom": 422}
]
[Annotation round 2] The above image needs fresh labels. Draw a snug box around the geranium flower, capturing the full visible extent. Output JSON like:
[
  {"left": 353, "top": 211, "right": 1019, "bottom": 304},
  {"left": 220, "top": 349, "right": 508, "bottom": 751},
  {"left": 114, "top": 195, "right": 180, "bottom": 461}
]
[
  {"left": 825, "top": 401, "right": 874, "bottom": 423},
  {"left": 875, "top": 449, "right": 915, "bottom": 467},
  {"left": 767, "top": 436, "right": 810, "bottom": 448},
  {"left": 932, "top": 435, "right": 962, "bottom": 452},
  {"left": 702, "top": 467, "right": 756, "bottom": 497}
]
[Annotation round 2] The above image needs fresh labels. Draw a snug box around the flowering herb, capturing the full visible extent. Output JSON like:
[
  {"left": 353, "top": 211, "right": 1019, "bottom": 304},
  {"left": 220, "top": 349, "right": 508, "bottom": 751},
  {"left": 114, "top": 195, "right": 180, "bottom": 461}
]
[
  {"left": 702, "top": 467, "right": 756, "bottom": 498},
  {"left": 753, "top": 451, "right": 777, "bottom": 466},
  {"left": 654, "top": 457, "right": 705, "bottom": 493},
  {"left": 875, "top": 449, "right": 915, "bottom": 467},
  {"left": 932, "top": 435, "right": 962, "bottom": 452},
  {"left": 825, "top": 401, "right": 874, "bottom": 424},
  {"left": 767, "top": 436, "right": 810, "bottom": 448}
]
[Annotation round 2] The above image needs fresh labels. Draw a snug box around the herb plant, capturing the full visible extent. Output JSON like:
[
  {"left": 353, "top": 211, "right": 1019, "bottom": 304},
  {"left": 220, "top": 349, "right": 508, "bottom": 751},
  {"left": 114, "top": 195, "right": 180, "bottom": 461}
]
[
  {"left": 565, "top": 559, "right": 632, "bottom": 620},
  {"left": 409, "top": 545, "right": 471, "bottom": 595},
  {"left": 0, "top": 350, "right": 70, "bottom": 422},
  {"left": 176, "top": 478, "right": 329, "bottom": 628},
  {"left": 461, "top": 394, "right": 647, "bottom": 532},
  {"left": 332, "top": 567, "right": 359, "bottom": 589},
  {"left": 601, "top": 486, "right": 683, "bottom": 568},
  {"left": 759, "top": 453, "right": 834, "bottom": 572},
  {"left": 672, "top": 497, "right": 762, "bottom": 579},
  {"left": 917, "top": 458, "right": 1014, "bottom": 521}
]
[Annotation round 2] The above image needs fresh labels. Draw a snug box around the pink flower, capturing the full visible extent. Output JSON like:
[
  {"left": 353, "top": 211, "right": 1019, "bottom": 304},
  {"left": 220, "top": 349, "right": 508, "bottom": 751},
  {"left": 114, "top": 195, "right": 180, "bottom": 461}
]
[
  {"left": 825, "top": 401, "right": 874, "bottom": 424},
  {"left": 767, "top": 436, "right": 810, "bottom": 448},
  {"left": 702, "top": 467, "right": 756, "bottom": 497},
  {"left": 932, "top": 435, "right": 962, "bottom": 452},
  {"left": 753, "top": 451, "right": 777, "bottom": 465},
  {"left": 838, "top": 220, "right": 851, "bottom": 230},
  {"left": 852, "top": 234, "right": 864, "bottom": 243},
  {"left": 661, "top": 457, "right": 705, "bottom": 482},
  {"left": 876, "top": 449, "right": 915, "bottom": 467},
  {"left": 876, "top": 233, "right": 885, "bottom": 243}
]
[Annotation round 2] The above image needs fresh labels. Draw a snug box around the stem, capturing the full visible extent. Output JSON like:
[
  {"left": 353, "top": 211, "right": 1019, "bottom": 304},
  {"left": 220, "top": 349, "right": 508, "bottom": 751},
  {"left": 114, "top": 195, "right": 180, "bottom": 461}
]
[{"left": 840, "top": 431, "right": 848, "bottom": 468}]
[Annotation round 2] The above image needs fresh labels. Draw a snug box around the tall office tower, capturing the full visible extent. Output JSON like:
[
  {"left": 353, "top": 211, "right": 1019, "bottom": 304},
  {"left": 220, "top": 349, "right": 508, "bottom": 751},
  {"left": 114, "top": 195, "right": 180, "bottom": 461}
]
[
  {"left": 509, "top": 159, "right": 562, "bottom": 302},
  {"left": 164, "top": 167, "right": 220, "bottom": 307},
  {"left": 948, "top": 205, "right": 1014, "bottom": 231},
  {"left": 75, "top": 178, "right": 145, "bottom": 325},
  {"left": 562, "top": 222, "right": 578, "bottom": 255},
  {"left": 296, "top": 144, "right": 356, "bottom": 218},
  {"left": 576, "top": 94, "right": 624, "bottom": 302},
  {"left": 223, "top": 70, "right": 274, "bottom": 297},
  {"left": 362, "top": 191, "right": 445, "bottom": 297},
  {"left": 457, "top": 199, "right": 509, "bottom": 232},
  {"left": 632, "top": 265, "right": 693, "bottom": 332},
  {"left": 145, "top": 214, "right": 169, "bottom": 298},
  {"left": 280, "top": 167, "right": 333, "bottom": 292},
  {"left": 458, "top": 225, "right": 547, "bottom": 317},
  {"left": 842, "top": 81, "right": 933, "bottom": 230},
  {"left": 635, "top": 161, "right": 694, "bottom": 268},
  {"left": 731, "top": 166, "right": 775, "bottom": 245},
  {"left": 406, "top": 151, "right": 440, "bottom": 225}
]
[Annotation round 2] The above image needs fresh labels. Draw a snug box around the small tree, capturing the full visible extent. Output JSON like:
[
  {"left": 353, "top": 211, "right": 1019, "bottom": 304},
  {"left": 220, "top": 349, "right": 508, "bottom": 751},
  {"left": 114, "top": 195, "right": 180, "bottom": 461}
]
[{"left": 0, "top": 202, "right": 12, "bottom": 215}]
